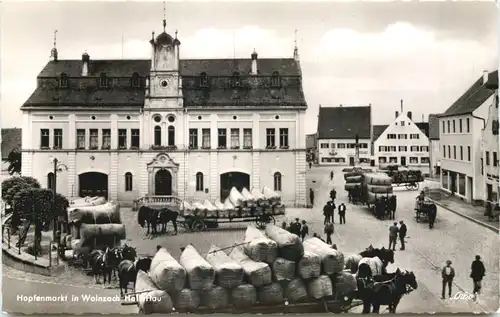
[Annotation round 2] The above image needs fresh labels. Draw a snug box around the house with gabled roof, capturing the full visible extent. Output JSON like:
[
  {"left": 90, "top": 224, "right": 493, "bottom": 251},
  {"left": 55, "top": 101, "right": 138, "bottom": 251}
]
[
  {"left": 19, "top": 20, "right": 309, "bottom": 207},
  {"left": 316, "top": 105, "right": 372, "bottom": 165},
  {"left": 438, "top": 70, "right": 497, "bottom": 203}
]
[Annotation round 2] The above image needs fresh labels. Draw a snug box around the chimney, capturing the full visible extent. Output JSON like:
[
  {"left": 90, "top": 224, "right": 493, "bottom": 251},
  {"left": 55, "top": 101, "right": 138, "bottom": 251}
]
[
  {"left": 395, "top": 111, "right": 399, "bottom": 119},
  {"left": 483, "top": 70, "right": 489, "bottom": 85},
  {"left": 81, "top": 52, "right": 90, "bottom": 76},
  {"left": 251, "top": 49, "right": 258, "bottom": 75},
  {"left": 407, "top": 111, "right": 412, "bottom": 121}
]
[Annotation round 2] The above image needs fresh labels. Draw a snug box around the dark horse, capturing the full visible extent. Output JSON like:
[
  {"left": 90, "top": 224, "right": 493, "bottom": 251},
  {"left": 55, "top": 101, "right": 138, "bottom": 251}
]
[
  {"left": 88, "top": 247, "right": 121, "bottom": 284},
  {"left": 386, "top": 196, "right": 397, "bottom": 220},
  {"left": 427, "top": 204, "right": 437, "bottom": 229},
  {"left": 137, "top": 206, "right": 179, "bottom": 235},
  {"left": 359, "top": 245, "right": 395, "bottom": 274},
  {"left": 117, "top": 257, "right": 153, "bottom": 297},
  {"left": 358, "top": 268, "right": 418, "bottom": 313}
]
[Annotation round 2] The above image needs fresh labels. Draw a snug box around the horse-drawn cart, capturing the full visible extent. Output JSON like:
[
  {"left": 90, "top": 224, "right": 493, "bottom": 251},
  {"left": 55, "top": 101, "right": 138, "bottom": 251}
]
[
  {"left": 379, "top": 165, "right": 423, "bottom": 191},
  {"left": 414, "top": 199, "right": 437, "bottom": 228},
  {"left": 181, "top": 211, "right": 280, "bottom": 232}
]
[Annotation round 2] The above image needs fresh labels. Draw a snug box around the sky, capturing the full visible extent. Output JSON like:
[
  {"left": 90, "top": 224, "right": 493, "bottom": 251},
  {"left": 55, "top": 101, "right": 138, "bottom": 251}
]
[{"left": 1, "top": 1, "right": 498, "bottom": 134}]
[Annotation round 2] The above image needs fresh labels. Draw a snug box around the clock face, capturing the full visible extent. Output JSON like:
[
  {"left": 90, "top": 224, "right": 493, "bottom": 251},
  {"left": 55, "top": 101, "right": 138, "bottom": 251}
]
[{"left": 160, "top": 79, "right": 168, "bottom": 88}]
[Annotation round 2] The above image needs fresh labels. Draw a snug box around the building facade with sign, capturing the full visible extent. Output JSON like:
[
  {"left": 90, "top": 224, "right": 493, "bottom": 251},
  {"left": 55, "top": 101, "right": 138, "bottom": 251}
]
[
  {"left": 316, "top": 105, "right": 372, "bottom": 165},
  {"left": 20, "top": 23, "right": 308, "bottom": 207},
  {"left": 481, "top": 81, "right": 499, "bottom": 205},
  {"left": 439, "top": 70, "right": 497, "bottom": 203},
  {"left": 374, "top": 108, "right": 430, "bottom": 174}
]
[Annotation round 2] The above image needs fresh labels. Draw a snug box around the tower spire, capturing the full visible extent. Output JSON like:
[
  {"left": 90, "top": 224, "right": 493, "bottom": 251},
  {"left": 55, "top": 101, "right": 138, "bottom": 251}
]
[
  {"left": 162, "top": 0, "right": 167, "bottom": 32},
  {"left": 293, "top": 29, "right": 299, "bottom": 61},
  {"left": 50, "top": 29, "right": 58, "bottom": 61}
]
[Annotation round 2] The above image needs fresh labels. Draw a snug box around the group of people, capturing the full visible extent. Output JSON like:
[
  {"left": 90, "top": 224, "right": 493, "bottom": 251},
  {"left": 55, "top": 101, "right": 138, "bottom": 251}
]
[
  {"left": 441, "top": 256, "right": 486, "bottom": 301},
  {"left": 388, "top": 220, "right": 407, "bottom": 251},
  {"left": 282, "top": 218, "right": 309, "bottom": 241}
]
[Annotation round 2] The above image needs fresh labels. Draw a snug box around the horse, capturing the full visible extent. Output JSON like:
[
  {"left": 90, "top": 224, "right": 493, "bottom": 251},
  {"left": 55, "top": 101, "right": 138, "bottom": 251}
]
[
  {"left": 359, "top": 246, "right": 395, "bottom": 274},
  {"left": 121, "top": 244, "right": 137, "bottom": 261},
  {"left": 386, "top": 196, "right": 397, "bottom": 220},
  {"left": 137, "top": 206, "right": 179, "bottom": 235},
  {"left": 117, "top": 257, "right": 153, "bottom": 298},
  {"left": 427, "top": 204, "right": 437, "bottom": 229},
  {"left": 359, "top": 268, "right": 418, "bottom": 313},
  {"left": 345, "top": 254, "right": 363, "bottom": 273},
  {"left": 88, "top": 247, "right": 116, "bottom": 284}
]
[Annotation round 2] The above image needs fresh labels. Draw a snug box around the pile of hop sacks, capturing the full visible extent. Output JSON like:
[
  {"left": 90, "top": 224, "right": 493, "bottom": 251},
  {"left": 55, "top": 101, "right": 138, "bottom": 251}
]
[{"left": 134, "top": 224, "right": 357, "bottom": 314}]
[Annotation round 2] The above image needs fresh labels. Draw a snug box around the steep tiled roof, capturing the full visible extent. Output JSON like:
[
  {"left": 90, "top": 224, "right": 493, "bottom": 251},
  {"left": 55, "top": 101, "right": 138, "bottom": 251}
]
[
  {"left": 24, "top": 58, "right": 306, "bottom": 109},
  {"left": 428, "top": 114, "right": 440, "bottom": 140},
  {"left": 440, "top": 70, "right": 498, "bottom": 118},
  {"left": 372, "top": 125, "right": 388, "bottom": 142},
  {"left": 415, "top": 122, "right": 429, "bottom": 137},
  {"left": 317, "top": 106, "right": 371, "bottom": 139},
  {"left": 1, "top": 128, "right": 22, "bottom": 160}
]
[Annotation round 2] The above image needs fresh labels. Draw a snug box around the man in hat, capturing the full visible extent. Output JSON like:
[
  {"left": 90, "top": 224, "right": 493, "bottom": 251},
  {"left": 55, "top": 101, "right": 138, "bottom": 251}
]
[
  {"left": 470, "top": 255, "right": 486, "bottom": 298},
  {"left": 441, "top": 260, "right": 455, "bottom": 299},
  {"left": 338, "top": 203, "right": 347, "bottom": 224},
  {"left": 292, "top": 218, "right": 302, "bottom": 237},
  {"left": 324, "top": 221, "right": 334, "bottom": 245},
  {"left": 300, "top": 220, "right": 309, "bottom": 241},
  {"left": 398, "top": 220, "right": 407, "bottom": 250},
  {"left": 388, "top": 222, "right": 399, "bottom": 251},
  {"left": 309, "top": 188, "right": 315, "bottom": 206}
]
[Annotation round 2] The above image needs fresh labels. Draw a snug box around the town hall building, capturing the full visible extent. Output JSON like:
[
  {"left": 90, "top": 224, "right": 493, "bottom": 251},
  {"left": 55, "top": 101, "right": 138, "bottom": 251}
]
[{"left": 20, "top": 21, "right": 308, "bottom": 207}]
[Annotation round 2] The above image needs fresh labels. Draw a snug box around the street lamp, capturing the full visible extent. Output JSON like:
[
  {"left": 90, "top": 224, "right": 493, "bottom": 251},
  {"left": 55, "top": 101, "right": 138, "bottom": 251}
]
[{"left": 50, "top": 158, "right": 68, "bottom": 240}]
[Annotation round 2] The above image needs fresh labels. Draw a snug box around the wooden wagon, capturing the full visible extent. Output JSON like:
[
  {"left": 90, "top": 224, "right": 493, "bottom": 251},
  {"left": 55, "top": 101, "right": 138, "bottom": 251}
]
[{"left": 414, "top": 199, "right": 437, "bottom": 228}]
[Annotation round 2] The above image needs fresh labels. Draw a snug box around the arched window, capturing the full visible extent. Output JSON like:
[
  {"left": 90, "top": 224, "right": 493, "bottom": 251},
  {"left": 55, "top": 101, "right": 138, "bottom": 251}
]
[
  {"left": 59, "top": 73, "right": 68, "bottom": 88},
  {"left": 100, "top": 73, "right": 108, "bottom": 88},
  {"left": 271, "top": 71, "right": 280, "bottom": 87},
  {"left": 274, "top": 172, "right": 282, "bottom": 192},
  {"left": 47, "top": 172, "right": 55, "bottom": 190},
  {"left": 199, "top": 72, "right": 208, "bottom": 87},
  {"left": 125, "top": 172, "right": 133, "bottom": 191},
  {"left": 232, "top": 72, "right": 240, "bottom": 86},
  {"left": 168, "top": 126, "right": 175, "bottom": 146},
  {"left": 131, "top": 72, "right": 140, "bottom": 88},
  {"left": 196, "top": 172, "right": 204, "bottom": 191},
  {"left": 154, "top": 126, "right": 162, "bottom": 146}
]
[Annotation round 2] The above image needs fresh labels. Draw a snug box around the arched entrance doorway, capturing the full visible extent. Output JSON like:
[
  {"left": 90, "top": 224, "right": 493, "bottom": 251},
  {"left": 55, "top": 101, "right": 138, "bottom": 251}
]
[
  {"left": 220, "top": 172, "right": 250, "bottom": 201},
  {"left": 79, "top": 172, "right": 108, "bottom": 199},
  {"left": 155, "top": 169, "right": 172, "bottom": 195}
]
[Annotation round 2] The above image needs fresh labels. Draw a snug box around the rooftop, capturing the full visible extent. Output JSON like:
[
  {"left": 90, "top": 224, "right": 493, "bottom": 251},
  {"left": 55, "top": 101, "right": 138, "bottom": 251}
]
[{"left": 317, "top": 106, "right": 371, "bottom": 140}]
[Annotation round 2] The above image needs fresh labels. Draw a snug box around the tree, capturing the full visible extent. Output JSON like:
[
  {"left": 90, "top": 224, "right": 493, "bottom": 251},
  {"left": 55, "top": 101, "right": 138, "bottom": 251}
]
[
  {"left": 2, "top": 176, "right": 40, "bottom": 208},
  {"left": 6, "top": 148, "right": 21, "bottom": 175},
  {"left": 11, "top": 188, "right": 69, "bottom": 249}
]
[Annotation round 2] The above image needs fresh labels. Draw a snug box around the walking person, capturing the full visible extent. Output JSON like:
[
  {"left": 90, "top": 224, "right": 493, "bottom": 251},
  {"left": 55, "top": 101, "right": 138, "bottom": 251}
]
[
  {"left": 309, "top": 188, "right": 315, "bottom": 207},
  {"left": 330, "top": 171, "right": 334, "bottom": 181},
  {"left": 441, "top": 260, "right": 455, "bottom": 299},
  {"left": 324, "top": 221, "right": 334, "bottom": 245},
  {"left": 300, "top": 220, "right": 309, "bottom": 242},
  {"left": 398, "top": 220, "right": 407, "bottom": 250},
  {"left": 309, "top": 162, "right": 312, "bottom": 169},
  {"left": 388, "top": 222, "right": 399, "bottom": 251},
  {"left": 292, "top": 218, "right": 302, "bottom": 237},
  {"left": 330, "top": 189, "right": 337, "bottom": 201},
  {"left": 323, "top": 202, "right": 331, "bottom": 224},
  {"left": 330, "top": 201, "right": 336, "bottom": 224},
  {"left": 470, "top": 255, "right": 486, "bottom": 299},
  {"left": 338, "top": 203, "right": 346, "bottom": 224}
]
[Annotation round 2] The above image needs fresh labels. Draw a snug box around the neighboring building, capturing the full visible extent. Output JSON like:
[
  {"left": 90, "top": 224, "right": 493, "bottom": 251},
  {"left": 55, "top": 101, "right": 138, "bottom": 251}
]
[
  {"left": 316, "top": 105, "right": 372, "bottom": 165},
  {"left": 1, "top": 128, "right": 22, "bottom": 182},
  {"left": 439, "top": 70, "right": 497, "bottom": 203},
  {"left": 481, "top": 76, "right": 499, "bottom": 205},
  {"left": 20, "top": 21, "right": 308, "bottom": 206},
  {"left": 306, "top": 133, "right": 316, "bottom": 150},
  {"left": 374, "top": 106, "right": 430, "bottom": 174},
  {"left": 428, "top": 114, "right": 440, "bottom": 177}
]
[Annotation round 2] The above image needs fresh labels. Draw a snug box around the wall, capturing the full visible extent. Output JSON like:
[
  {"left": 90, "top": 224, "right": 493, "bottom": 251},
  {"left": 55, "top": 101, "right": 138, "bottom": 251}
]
[
  {"left": 481, "top": 90, "right": 499, "bottom": 204},
  {"left": 317, "top": 138, "right": 372, "bottom": 165},
  {"left": 429, "top": 140, "right": 440, "bottom": 177}
]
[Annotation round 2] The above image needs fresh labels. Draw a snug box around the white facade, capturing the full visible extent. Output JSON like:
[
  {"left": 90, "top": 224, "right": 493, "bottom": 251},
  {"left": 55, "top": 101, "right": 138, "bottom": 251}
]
[
  {"left": 439, "top": 104, "right": 489, "bottom": 202},
  {"left": 429, "top": 139, "right": 440, "bottom": 177},
  {"left": 318, "top": 139, "right": 371, "bottom": 165},
  {"left": 481, "top": 90, "right": 499, "bottom": 204},
  {"left": 374, "top": 112, "right": 430, "bottom": 173}
]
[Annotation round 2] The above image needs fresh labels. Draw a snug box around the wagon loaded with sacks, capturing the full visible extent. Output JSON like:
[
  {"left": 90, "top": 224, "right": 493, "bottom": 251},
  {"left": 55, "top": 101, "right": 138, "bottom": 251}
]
[
  {"left": 60, "top": 196, "right": 126, "bottom": 261},
  {"left": 178, "top": 186, "right": 285, "bottom": 232},
  {"left": 379, "top": 164, "right": 423, "bottom": 190},
  {"left": 126, "top": 224, "right": 361, "bottom": 314}
]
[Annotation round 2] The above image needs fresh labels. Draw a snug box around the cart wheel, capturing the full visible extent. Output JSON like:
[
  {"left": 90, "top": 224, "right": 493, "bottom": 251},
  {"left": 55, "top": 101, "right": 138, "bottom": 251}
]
[
  {"left": 190, "top": 219, "right": 205, "bottom": 232},
  {"left": 406, "top": 182, "right": 419, "bottom": 191}
]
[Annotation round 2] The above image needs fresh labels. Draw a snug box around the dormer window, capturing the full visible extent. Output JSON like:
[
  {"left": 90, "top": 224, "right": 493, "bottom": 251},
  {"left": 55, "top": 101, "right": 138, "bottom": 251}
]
[
  {"left": 59, "top": 73, "right": 68, "bottom": 88},
  {"left": 271, "top": 71, "right": 281, "bottom": 87},
  {"left": 199, "top": 72, "right": 208, "bottom": 87},
  {"left": 232, "top": 72, "right": 240, "bottom": 87},
  {"left": 131, "top": 72, "right": 140, "bottom": 88},
  {"left": 100, "top": 73, "right": 108, "bottom": 88}
]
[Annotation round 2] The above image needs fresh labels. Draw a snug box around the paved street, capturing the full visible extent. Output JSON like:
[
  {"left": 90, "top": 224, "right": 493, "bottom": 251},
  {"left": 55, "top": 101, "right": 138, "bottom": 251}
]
[{"left": 3, "top": 165, "right": 498, "bottom": 314}]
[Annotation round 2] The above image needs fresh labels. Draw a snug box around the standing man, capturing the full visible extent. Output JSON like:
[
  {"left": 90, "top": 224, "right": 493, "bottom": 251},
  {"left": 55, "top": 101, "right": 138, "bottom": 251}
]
[
  {"left": 309, "top": 188, "right": 315, "bottom": 207},
  {"left": 330, "top": 188, "right": 337, "bottom": 201},
  {"left": 323, "top": 202, "right": 331, "bottom": 224},
  {"left": 338, "top": 203, "right": 346, "bottom": 224},
  {"left": 388, "top": 222, "right": 399, "bottom": 251},
  {"left": 398, "top": 220, "right": 407, "bottom": 250},
  {"left": 470, "top": 255, "right": 486, "bottom": 298},
  {"left": 441, "top": 260, "right": 455, "bottom": 299},
  {"left": 300, "top": 220, "right": 309, "bottom": 241},
  {"left": 292, "top": 218, "right": 302, "bottom": 237},
  {"left": 324, "top": 221, "right": 334, "bottom": 245},
  {"left": 330, "top": 171, "right": 334, "bottom": 181},
  {"left": 309, "top": 161, "right": 312, "bottom": 169},
  {"left": 330, "top": 201, "right": 336, "bottom": 224}
]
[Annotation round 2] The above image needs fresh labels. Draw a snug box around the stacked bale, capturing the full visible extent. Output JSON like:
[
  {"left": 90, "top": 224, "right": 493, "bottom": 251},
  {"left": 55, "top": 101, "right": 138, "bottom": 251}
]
[
  {"left": 66, "top": 199, "right": 123, "bottom": 253},
  {"left": 206, "top": 245, "right": 244, "bottom": 288},
  {"left": 243, "top": 226, "right": 277, "bottom": 263},
  {"left": 303, "top": 238, "right": 344, "bottom": 275},
  {"left": 344, "top": 170, "right": 363, "bottom": 192},
  {"left": 363, "top": 173, "right": 393, "bottom": 204}
]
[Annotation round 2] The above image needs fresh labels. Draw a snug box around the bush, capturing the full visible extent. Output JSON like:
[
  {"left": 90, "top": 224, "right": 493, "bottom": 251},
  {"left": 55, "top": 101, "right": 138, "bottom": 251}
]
[{"left": 2, "top": 176, "right": 41, "bottom": 207}]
